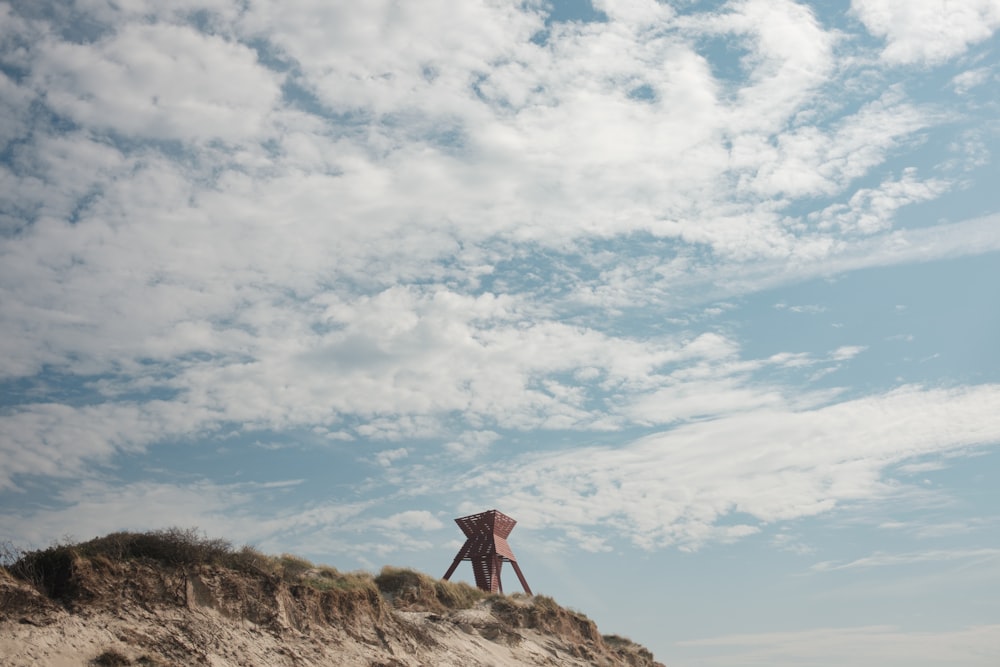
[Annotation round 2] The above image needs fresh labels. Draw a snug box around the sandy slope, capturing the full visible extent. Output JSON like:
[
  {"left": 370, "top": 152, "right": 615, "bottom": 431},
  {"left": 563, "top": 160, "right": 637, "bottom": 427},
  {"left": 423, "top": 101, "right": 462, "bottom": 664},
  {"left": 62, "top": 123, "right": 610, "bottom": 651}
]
[{"left": 1, "top": 604, "right": 629, "bottom": 666}]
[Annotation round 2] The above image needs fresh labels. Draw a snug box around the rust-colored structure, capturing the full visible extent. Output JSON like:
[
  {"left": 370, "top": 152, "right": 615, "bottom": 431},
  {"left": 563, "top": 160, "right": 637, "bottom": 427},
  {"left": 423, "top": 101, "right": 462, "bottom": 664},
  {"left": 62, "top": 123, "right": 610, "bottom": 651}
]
[{"left": 442, "top": 509, "right": 532, "bottom": 595}]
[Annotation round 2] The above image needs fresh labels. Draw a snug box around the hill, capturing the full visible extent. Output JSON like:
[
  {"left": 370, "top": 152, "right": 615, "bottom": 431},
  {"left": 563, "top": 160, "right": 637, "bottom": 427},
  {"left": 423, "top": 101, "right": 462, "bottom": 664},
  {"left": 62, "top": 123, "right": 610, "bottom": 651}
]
[{"left": 0, "top": 529, "right": 663, "bottom": 666}]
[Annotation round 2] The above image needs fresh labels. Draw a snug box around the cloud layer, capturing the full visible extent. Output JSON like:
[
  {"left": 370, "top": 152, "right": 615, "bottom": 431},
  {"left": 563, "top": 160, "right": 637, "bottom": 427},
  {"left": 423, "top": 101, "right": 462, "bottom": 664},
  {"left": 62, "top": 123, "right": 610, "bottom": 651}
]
[{"left": 1, "top": 0, "right": 999, "bottom": 563}]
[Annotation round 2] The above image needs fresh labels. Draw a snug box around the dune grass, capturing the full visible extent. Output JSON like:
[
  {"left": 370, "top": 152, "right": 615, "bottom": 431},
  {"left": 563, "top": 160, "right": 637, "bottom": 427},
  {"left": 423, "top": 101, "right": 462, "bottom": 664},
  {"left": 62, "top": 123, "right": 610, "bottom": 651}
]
[
  {"left": 2, "top": 528, "right": 380, "bottom": 597},
  {"left": 5, "top": 529, "right": 571, "bottom": 617}
]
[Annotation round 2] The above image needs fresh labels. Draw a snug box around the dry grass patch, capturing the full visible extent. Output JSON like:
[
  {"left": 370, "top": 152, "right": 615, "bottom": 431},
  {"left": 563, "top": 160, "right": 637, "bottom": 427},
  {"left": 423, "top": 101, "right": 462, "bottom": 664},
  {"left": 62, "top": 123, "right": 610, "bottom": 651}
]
[
  {"left": 604, "top": 633, "right": 660, "bottom": 664},
  {"left": 306, "top": 566, "right": 377, "bottom": 593},
  {"left": 375, "top": 566, "right": 486, "bottom": 611}
]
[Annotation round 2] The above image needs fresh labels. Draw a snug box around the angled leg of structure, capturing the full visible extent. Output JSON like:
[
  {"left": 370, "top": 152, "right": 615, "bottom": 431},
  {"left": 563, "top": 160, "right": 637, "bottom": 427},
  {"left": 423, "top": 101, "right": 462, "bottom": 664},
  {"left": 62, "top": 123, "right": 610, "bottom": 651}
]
[
  {"left": 442, "top": 556, "right": 463, "bottom": 581},
  {"left": 510, "top": 561, "right": 532, "bottom": 596}
]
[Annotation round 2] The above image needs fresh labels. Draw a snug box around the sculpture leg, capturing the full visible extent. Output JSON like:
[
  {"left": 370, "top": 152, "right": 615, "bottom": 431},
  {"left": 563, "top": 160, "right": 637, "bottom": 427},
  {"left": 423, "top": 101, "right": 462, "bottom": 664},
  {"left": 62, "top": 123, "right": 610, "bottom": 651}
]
[
  {"left": 472, "top": 555, "right": 491, "bottom": 591},
  {"left": 510, "top": 561, "right": 532, "bottom": 595},
  {"left": 443, "top": 556, "right": 463, "bottom": 581}
]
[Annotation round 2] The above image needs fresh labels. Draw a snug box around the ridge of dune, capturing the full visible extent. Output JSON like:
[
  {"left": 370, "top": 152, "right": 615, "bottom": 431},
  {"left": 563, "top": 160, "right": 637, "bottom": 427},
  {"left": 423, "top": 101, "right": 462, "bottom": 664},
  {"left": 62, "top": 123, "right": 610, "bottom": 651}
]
[{"left": 0, "top": 530, "right": 663, "bottom": 666}]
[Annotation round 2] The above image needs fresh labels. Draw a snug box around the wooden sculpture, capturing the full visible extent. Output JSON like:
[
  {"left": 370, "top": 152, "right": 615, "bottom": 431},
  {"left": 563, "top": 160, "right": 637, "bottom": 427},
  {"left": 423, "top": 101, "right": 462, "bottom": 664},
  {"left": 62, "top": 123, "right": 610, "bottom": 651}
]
[{"left": 442, "top": 509, "right": 532, "bottom": 595}]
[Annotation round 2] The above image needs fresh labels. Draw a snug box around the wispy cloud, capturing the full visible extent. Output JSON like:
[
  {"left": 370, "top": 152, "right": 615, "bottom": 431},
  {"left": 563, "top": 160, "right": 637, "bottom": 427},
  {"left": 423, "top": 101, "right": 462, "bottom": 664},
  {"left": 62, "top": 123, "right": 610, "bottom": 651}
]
[
  {"left": 676, "top": 623, "right": 1000, "bottom": 666},
  {"left": 851, "top": 0, "right": 1000, "bottom": 65},
  {"left": 463, "top": 384, "right": 1000, "bottom": 549},
  {"left": 812, "top": 548, "right": 1000, "bottom": 572}
]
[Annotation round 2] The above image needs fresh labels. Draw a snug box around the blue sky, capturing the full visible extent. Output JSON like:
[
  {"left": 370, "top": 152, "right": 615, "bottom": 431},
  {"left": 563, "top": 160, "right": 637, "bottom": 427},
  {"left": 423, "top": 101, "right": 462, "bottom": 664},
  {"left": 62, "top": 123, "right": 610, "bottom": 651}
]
[{"left": 2, "top": 0, "right": 1000, "bottom": 664}]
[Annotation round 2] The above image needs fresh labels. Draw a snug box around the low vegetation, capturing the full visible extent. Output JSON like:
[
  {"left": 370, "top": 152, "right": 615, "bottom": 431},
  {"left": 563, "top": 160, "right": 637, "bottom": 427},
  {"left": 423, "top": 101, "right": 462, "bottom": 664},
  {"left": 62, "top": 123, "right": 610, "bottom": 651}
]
[
  {"left": 90, "top": 649, "right": 163, "bottom": 667},
  {"left": 2, "top": 528, "right": 383, "bottom": 598},
  {"left": 3, "top": 529, "right": 499, "bottom": 611},
  {"left": 375, "top": 565, "right": 487, "bottom": 611}
]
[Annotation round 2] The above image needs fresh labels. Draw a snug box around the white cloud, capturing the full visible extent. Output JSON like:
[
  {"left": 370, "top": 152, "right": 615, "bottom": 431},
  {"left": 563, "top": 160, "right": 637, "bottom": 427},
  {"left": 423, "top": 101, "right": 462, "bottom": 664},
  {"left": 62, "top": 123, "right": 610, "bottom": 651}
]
[
  {"left": 0, "top": 477, "right": 442, "bottom": 562},
  {"left": 239, "top": 0, "right": 543, "bottom": 116},
  {"left": 952, "top": 67, "right": 993, "bottom": 94},
  {"left": 621, "top": 380, "right": 787, "bottom": 425},
  {"left": 691, "top": 0, "right": 835, "bottom": 129},
  {"left": 463, "top": 384, "right": 1000, "bottom": 550},
  {"left": 0, "top": 479, "right": 261, "bottom": 549},
  {"left": 31, "top": 22, "right": 282, "bottom": 143},
  {"left": 0, "top": 400, "right": 216, "bottom": 491},
  {"left": 375, "top": 447, "right": 409, "bottom": 467},
  {"left": 851, "top": 0, "right": 1000, "bottom": 65},
  {"left": 0, "top": 0, "right": 965, "bottom": 384},
  {"left": 592, "top": 0, "right": 671, "bottom": 25},
  {"left": 443, "top": 430, "right": 501, "bottom": 460},
  {"left": 603, "top": 213, "right": 1000, "bottom": 310},
  {"left": 676, "top": 623, "right": 1000, "bottom": 667},
  {"left": 813, "top": 168, "right": 952, "bottom": 235},
  {"left": 369, "top": 510, "right": 443, "bottom": 532},
  {"left": 879, "top": 517, "right": 995, "bottom": 539},
  {"left": 812, "top": 548, "right": 1000, "bottom": 572},
  {"left": 2, "top": 0, "right": 999, "bottom": 567},
  {"left": 733, "top": 88, "right": 932, "bottom": 201}
]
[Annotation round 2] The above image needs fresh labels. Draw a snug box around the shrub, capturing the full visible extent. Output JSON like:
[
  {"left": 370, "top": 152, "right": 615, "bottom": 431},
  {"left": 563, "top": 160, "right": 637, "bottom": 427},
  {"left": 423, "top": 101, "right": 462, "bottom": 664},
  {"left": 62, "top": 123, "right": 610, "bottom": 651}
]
[
  {"left": 6, "top": 541, "right": 78, "bottom": 599},
  {"left": 375, "top": 567, "right": 429, "bottom": 601},
  {"left": 227, "top": 545, "right": 276, "bottom": 575},
  {"left": 21, "top": 528, "right": 232, "bottom": 569},
  {"left": 604, "top": 634, "right": 636, "bottom": 647},
  {"left": 277, "top": 553, "right": 314, "bottom": 581},
  {"left": 91, "top": 648, "right": 131, "bottom": 666},
  {"left": 1, "top": 540, "right": 23, "bottom": 568}
]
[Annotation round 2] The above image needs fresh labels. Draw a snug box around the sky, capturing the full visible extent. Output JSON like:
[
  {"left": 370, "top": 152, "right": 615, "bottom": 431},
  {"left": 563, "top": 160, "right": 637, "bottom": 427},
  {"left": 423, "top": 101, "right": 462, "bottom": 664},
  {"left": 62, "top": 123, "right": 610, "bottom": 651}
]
[{"left": 1, "top": 0, "right": 999, "bottom": 664}]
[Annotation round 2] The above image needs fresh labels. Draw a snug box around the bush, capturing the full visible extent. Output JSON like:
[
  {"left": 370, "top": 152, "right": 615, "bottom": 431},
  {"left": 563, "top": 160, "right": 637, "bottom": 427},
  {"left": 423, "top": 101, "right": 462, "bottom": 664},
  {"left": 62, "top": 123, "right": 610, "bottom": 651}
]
[
  {"left": 91, "top": 648, "right": 131, "bottom": 666},
  {"left": 6, "top": 541, "right": 78, "bottom": 600},
  {"left": 1, "top": 540, "right": 23, "bottom": 568},
  {"left": 375, "top": 565, "right": 426, "bottom": 607},
  {"left": 604, "top": 634, "right": 635, "bottom": 647},
  {"left": 16, "top": 528, "right": 232, "bottom": 570},
  {"left": 227, "top": 545, "right": 276, "bottom": 575}
]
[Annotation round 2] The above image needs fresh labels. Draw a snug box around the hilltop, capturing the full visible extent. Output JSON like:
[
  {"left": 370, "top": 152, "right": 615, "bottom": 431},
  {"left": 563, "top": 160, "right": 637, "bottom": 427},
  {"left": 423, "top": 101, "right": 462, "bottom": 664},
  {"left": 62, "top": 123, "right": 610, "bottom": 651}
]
[{"left": 0, "top": 529, "right": 663, "bottom": 667}]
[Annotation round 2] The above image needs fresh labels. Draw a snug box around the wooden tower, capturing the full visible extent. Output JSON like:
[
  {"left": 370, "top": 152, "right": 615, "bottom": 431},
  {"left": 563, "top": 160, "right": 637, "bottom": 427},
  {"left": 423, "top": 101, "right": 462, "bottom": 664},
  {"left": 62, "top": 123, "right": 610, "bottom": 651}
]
[{"left": 442, "top": 509, "right": 532, "bottom": 595}]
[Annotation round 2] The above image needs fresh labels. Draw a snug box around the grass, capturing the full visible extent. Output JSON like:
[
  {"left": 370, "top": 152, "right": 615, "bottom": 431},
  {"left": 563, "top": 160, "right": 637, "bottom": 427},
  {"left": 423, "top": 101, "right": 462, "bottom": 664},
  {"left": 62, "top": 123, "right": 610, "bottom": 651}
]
[
  {"left": 7, "top": 530, "right": 521, "bottom": 612},
  {"left": 2, "top": 528, "right": 382, "bottom": 599},
  {"left": 310, "top": 567, "right": 378, "bottom": 592},
  {"left": 375, "top": 566, "right": 487, "bottom": 611}
]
